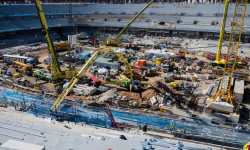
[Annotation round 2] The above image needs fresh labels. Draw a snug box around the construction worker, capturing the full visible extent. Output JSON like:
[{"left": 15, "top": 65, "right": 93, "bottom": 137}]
[
  {"left": 170, "top": 121, "right": 174, "bottom": 131},
  {"left": 142, "top": 122, "right": 148, "bottom": 135},
  {"left": 243, "top": 141, "right": 250, "bottom": 150}
]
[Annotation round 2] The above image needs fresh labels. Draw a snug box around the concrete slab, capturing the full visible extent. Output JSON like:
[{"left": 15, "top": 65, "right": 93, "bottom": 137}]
[
  {"left": 210, "top": 102, "right": 234, "bottom": 113},
  {"left": 228, "top": 113, "right": 240, "bottom": 124}
]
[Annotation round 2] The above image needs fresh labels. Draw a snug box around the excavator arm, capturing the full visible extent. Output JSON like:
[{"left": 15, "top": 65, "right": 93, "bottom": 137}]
[
  {"left": 51, "top": 48, "right": 133, "bottom": 110},
  {"left": 34, "top": 0, "right": 61, "bottom": 77}
]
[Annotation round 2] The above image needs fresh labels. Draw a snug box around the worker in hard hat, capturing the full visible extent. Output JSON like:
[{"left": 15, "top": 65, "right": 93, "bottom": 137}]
[{"left": 243, "top": 141, "right": 250, "bottom": 150}]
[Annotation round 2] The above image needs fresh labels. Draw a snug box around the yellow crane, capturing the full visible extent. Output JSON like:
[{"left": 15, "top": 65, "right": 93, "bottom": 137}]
[
  {"left": 13, "top": 61, "right": 33, "bottom": 75},
  {"left": 51, "top": 48, "right": 134, "bottom": 111},
  {"left": 34, "top": 0, "right": 76, "bottom": 82},
  {"left": 101, "top": 0, "right": 154, "bottom": 47},
  {"left": 210, "top": 0, "right": 242, "bottom": 68},
  {"left": 214, "top": 0, "right": 229, "bottom": 66},
  {"left": 209, "top": 0, "right": 247, "bottom": 113}
]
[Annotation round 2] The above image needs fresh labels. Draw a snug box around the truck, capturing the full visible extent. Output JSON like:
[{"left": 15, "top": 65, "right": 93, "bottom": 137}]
[
  {"left": 2, "top": 55, "right": 36, "bottom": 67},
  {"left": 13, "top": 61, "right": 33, "bottom": 75}
]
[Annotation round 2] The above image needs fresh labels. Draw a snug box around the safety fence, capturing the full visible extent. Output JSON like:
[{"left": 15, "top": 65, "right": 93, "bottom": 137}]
[{"left": 0, "top": 87, "right": 249, "bottom": 146}]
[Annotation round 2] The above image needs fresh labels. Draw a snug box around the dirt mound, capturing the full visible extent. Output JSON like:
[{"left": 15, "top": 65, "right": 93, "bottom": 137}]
[
  {"left": 141, "top": 81, "right": 180, "bottom": 105},
  {"left": 141, "top": 88, "right": 159, "bottom": 102},
  {"left": 117, "top": 91, "right": 141, "bottom": 101}
]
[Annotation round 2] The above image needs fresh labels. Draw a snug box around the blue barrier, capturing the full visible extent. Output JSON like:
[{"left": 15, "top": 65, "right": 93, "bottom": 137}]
[{"left": 0, "top": 87, "right": 249, "bottom": 145}]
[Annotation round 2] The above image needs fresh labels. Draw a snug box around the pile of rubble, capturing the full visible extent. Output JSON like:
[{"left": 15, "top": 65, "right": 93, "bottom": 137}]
[{"left": 141, "top": 81, "right": 182, "bottom": 108}]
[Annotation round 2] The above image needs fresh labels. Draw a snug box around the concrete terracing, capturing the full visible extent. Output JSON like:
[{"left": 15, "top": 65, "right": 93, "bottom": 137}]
[{"left": 0, "top": 107, "right": 220, "bottom": 150}]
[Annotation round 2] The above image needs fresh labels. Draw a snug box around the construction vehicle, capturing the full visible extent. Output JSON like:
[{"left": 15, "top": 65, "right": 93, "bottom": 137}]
[
  {"left": 209, "top": 0, "right": 247, "bottom": 113},
  {"left": 171, "top": 82, "right": 179, "bottom": 89},
  {"left": 12, "top": 73, "right": 22, "bottom": 79},
  {"left": 51, "top": 48, "right": 135, "bottom": 111},
  {"left": 33, "top": 70, "right": 52, "bottom": 82},
  {"left": 34, "top": 0, "right": 76, "bottom": 82},
  {"left": 209, "top": 0, "right": 242, "bottom": 68},
  {"left": 132, "top": 71, "right": 145, "bottom": 81},
  {"left": 100, "top": 0, "right": 154, "bottom": 48},
  {"left": 155, "top": 58, "right": 163, "bottom": 65},
  {"left": 162, "top": 62, "right": 175, "bottom": 73},
  {"left": 58, "top": 51, "right": 68, "bottom": 57},
  {"left": 243, "top": 141, "right": 250, "bottom": 150},
  {"left": 13, "top": 61, "right": 33, "bottom": 75}
]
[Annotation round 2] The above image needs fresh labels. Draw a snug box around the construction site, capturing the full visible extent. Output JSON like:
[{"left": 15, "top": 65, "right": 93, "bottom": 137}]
[{"left": 0, "top": 0, "right": 250, "bottom": 149}]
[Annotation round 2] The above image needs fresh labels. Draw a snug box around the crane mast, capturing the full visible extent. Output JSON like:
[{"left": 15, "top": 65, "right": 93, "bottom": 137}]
[
  {"left": 215, "top": 0, "right": 229, "bottom": 63},
  {"left": 34, "top": 0, "right": 76, "bottom": 82},
  {"left": 210, "top": 0, "right": 247, "bottom": 112},
  {"left": 34, "top": 0, "right": 61, "bottom": 76}
]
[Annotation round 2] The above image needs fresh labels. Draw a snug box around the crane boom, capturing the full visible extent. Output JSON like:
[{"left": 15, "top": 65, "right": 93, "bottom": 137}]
[
  {"left": 35, "top": 0, "right": 61, "bottom": 76},
  {"left": 210, "top": 0, "right": 247, "bottom": 112},
  {"left": 106, "top": 0, "right": 154, "bottom": 46},
  {"left": 51, "top": 49, "right": 133, "bottom": 110},
  {"left": 216, "top": 0, "right": 229, "bottom": 62}
]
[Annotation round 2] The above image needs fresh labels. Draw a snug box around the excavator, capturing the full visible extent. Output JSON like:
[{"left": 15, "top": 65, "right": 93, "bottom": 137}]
[
  {"left": 34, "top": 0, "right": 76, "bottom": 82},
  {"left": 100, "top": 0, "right": 154, "bottom": 48},
  {"left": 51, "top": 48, "right": 146, "bottom": 111},
  {"left": 209, "top": 0, "right": 242, "bottom": 68}
]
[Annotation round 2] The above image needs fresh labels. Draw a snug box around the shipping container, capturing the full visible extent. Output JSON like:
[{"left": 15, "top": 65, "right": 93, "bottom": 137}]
[{"left": 138, "top": 60, "right": 146, "bottom": 67}]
